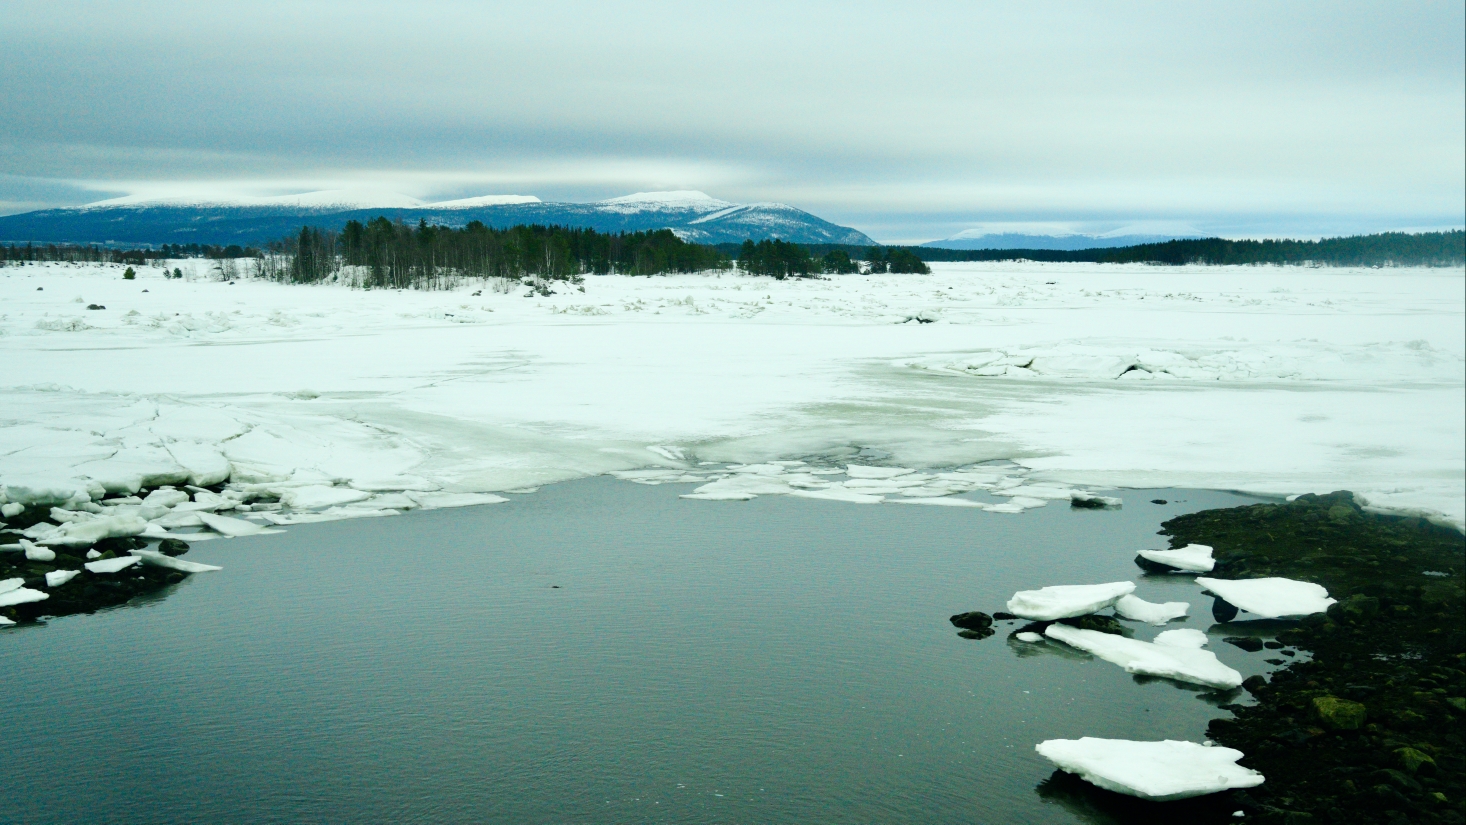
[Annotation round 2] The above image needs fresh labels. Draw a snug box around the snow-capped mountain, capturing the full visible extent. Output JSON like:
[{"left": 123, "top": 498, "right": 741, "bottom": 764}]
[{"left": 0, "top": 190, "right": 873, "bottom": 247}]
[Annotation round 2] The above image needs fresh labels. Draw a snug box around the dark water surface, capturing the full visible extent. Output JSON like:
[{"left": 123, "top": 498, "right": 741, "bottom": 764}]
[{"left": 1, "top": 479, "right": 1278, "bottom": 824}]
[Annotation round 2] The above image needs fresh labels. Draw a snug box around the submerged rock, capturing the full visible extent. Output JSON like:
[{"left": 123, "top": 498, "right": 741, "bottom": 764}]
[{"left": 949, "top": 611, "right": 993, "bottom": 630}]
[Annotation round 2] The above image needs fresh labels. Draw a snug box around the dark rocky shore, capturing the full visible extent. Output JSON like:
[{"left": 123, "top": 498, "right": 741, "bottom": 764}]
[
  {"left": 1, "top": 502, "right": 195, "bottom": 623},
  {"left": 1168, "top": 492, "right": 1465, "bottom": 824}
]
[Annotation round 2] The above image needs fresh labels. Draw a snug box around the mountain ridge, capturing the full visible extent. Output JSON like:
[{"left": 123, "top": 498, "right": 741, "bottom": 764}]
[{"left": 0, "top": 190, "right": 874, "bottom": 247}]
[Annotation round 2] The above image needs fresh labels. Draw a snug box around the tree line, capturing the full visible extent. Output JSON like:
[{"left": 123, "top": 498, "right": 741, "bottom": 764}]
[
  {"left": 735, "top": 240, "right": 930, "bottom": 278},
  {"left": 256, "top": 218, "right": 733, "bottom": 288},
  {"left": 908, "top": 230, "right": 1465, "bottom": 267}
]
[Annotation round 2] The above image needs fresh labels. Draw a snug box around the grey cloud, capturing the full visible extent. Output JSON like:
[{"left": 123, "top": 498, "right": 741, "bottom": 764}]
[{"left": 2, "top": 0, "right": 1461, "bottom": 239}]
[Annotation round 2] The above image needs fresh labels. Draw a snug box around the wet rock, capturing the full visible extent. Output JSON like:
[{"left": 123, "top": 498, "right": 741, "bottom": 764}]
[
  {"left": 949, "top": 611, "right": 993, "bottom": 630},
  {"left": 1313, "top": 695, "right": 1368, "bottom": 729},
  {"left": 957, "top": 628, "right": 994, "bottom": 640},
  {"left": 1225, "top": 636, "right": 1265, "bottom": 652},
  {"left": 1328, "top": 593, "right": 1381, "bottom": 624},
  {"left": 992, "top": 611, "right": 1018, "bottom": 621},
  {"left": 157, "top": 538, "right": 190, "bottom": 557},
  {"left": 1151, "top": 499, "right": 1168, "bottom": 504},
  {"left": 1242, "top": 675, "right": 1268, "bottom": 694},
  {"left": 1395, "top": 747, "right": 1436, "bottom": 775},
  {"left": 1211, "top": 596, "right": 1240, "bottom": 623},
  {"left": 1056, "top": 614, "right": 1129, "bottom": 636}
]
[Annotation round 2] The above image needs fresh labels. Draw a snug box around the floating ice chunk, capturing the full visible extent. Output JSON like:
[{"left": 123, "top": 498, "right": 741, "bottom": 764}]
[
  {"left": 130, "top": 549, "right": 221, "bottom": 573},
  {"left": 0, "top": 586, "right": 49, "bottom": 607},
  {"left": 1114, "top": 594, "right": 1190, "bottom": 625},
  {"left": 982, "top": 502, "right": 1030, "bottom": 514},
  {"left": 0, "top": 577, "right": 25, "bottom": 594},
  {"left": 277, "top": 485, "right": 373, "bottom": 510},
  {"left": 1007, "top": 582, "right": 1136, "bottom": 620},
  {"left": 0, "top": 502, "right": 22, "bottom": 518},
  {"left": 993, "top": 485, "right": 1076, "bottom": 500},
  {"left": 172, "top": 491, "right": 234, "bottom": 512},
  {"left": 684, "top": 474, "right": 792, "bottom": 500},
  {"left": 1035, "top": 738, "right": 1264, "bottom": 801},
  {"left": 0, "top": 616, "right": 12, "bottom": 626},
  {"left": 1044, "top": 624, "right": 1243, "bottom": 689},
  {"left": 1154, "top": 629, "right": 1209, "bottom": 649},
  {"left": 152, "top": 510, "right": 204, "bottom": 529},
  {"left": 728, "top": 463, "right": 787, "bottom": 476},
  {"left": 142, "top": 488, "right": 191, "bottom": 508},
  {"left": 197, "top": 512, "right": 267, "bottom": 537},
  {"left": 789, "top": 488, "right": 884, "bottom": 504},
  {"left": 610, "top": 469, "right": 708, "bottom": 485},
  {"left": 37, "top": 515, "right": 149, "bottom": 547},
  {"left": 260, "top": 507, "right": 394, "bottom": 525},
  {"left": 845, "top": 464, "right": 914, "bottom": 479},
  {"left": 1015, "top": 631, "right": 1045, "bottom": 643},
  {"left": 1195, "top": 577, "right": 1336, "bottom": 619},
  {"left": 1006, "top": 496, "right": 1049, "bottom": 509},
  {"left": 45, "top": 569, "right": 80, "bottom": 587},
  {"left": 85, "top": 556, "right": 141, "bottom": 574},
  {"left": 86, "top": 550, "right": 101, "bottom": 559},
  {"left": 1138, "top": 544, "right": 1215, "bottom": 573},
  {"left": 22, "top": 539, "right": 56, "bottom": 562},
  {"left": 885, "top": 497, "right": 987, "bottom": 507},
  {"left": 408, "top": 492, "right": 510, "bottom": 509}
]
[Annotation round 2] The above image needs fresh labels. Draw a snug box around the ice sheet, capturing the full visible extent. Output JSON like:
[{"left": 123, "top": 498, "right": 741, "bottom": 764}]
[
  {"left": 1007, "top": 582, "right": 1136, "bottom": 620},
  {"left": 1044, "top": 624, "right": 1243, "bottom": 688},
  {"left": 1138, "top": 543, "right": 1215, "bottom": 573},
  {"left": 1, "top": 262, "right": 1461, "bottom": 536},
  {"left": 1036, "top": 738, "right": 1264, "bottom": 800},
  {"left": 1114, "top": 594, "right": 1190, "bottom": 625},
  {"left": 1195, "top": 576, "right": 1336, "bottom": 619}
]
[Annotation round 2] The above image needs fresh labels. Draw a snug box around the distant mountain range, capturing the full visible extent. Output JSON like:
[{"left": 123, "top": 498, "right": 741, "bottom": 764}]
[
  {"left": 0, "top": 189, "right": 875, "bottom": 247},
  {"left": 923, "top": 229, "right": 1203, "bottom": 251}
]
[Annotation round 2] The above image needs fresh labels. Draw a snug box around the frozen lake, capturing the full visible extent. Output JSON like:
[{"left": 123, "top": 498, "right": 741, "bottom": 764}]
[{"left": 1, "top": 479, "right": 1278, "bottom": 824}]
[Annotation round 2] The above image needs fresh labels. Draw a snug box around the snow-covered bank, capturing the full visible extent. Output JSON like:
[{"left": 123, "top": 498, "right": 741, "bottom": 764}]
[{"left": 2, "top": 260, "right": 1462, "bottom": 527}]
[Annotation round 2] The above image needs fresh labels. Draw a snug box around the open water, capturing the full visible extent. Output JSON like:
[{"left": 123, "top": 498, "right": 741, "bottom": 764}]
[{"left": 0, "top": 478, "right": 1280, "bottom": 824}]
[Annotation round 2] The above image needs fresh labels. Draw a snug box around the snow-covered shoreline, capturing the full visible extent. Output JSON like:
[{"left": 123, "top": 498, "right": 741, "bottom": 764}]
[{"left": 2, "top": 259, "right": 1462, "bottom": 529}]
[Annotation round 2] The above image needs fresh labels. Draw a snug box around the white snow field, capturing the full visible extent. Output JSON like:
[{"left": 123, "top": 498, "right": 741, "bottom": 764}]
[
  {"left": 1, "top": 260, "right": 1462, "bottom": 532},
  {"left": 1035, "top": 738, "right": 1265, "bottom": 801}
]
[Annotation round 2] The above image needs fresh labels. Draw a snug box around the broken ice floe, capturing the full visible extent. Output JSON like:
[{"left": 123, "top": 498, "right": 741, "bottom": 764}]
[
  {"left": 1113, "top": 594, "right": 1190, "bottom": 625},
  {"left": 130, "top": 549, "right": 222, "bottom": 573},
  {"left": 1007, "top": 582, "right": 1136, "bottom": 621},
  {"left": 1044, "top": 624, "right": 1243, "bottom": 689},
  {"left": 44, "top": 569, "right": 80, "bottom": 587},
  {"left": 0, "top": 586, "right": 49, "bottom": 607},
  {"left": 1035, "top": 738, "right": 1264, "bottom": 800},
  {"left": 84, "top": 556, "right": 141, "bottom": 574},
  {"left": 1194, "top": 576, "right": 1336, "bottom": 619},
  {"left": 1138, "top": 543, "right": 1215, "bottom": 573}
]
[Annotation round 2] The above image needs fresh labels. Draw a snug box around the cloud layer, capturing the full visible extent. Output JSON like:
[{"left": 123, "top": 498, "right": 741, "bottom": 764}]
[{"left": 3, "top": 0, "right": 1462, "bottom": 241}]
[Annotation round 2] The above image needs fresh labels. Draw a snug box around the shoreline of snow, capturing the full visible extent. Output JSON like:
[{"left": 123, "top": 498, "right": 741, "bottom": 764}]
[{"left": 2, "top": 260, "right": 1461, "bottom": 532}]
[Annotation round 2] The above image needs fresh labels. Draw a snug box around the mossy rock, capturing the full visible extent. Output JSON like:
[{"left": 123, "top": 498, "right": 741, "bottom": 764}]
[{"left": 1313, "top": 695, "right": 1367, "bottom": 729}]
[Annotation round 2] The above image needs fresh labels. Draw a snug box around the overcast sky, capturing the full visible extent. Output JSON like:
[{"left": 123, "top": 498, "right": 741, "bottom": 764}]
[{"left": 2, "top": 1, "right": 1462, "bottom": 242}]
